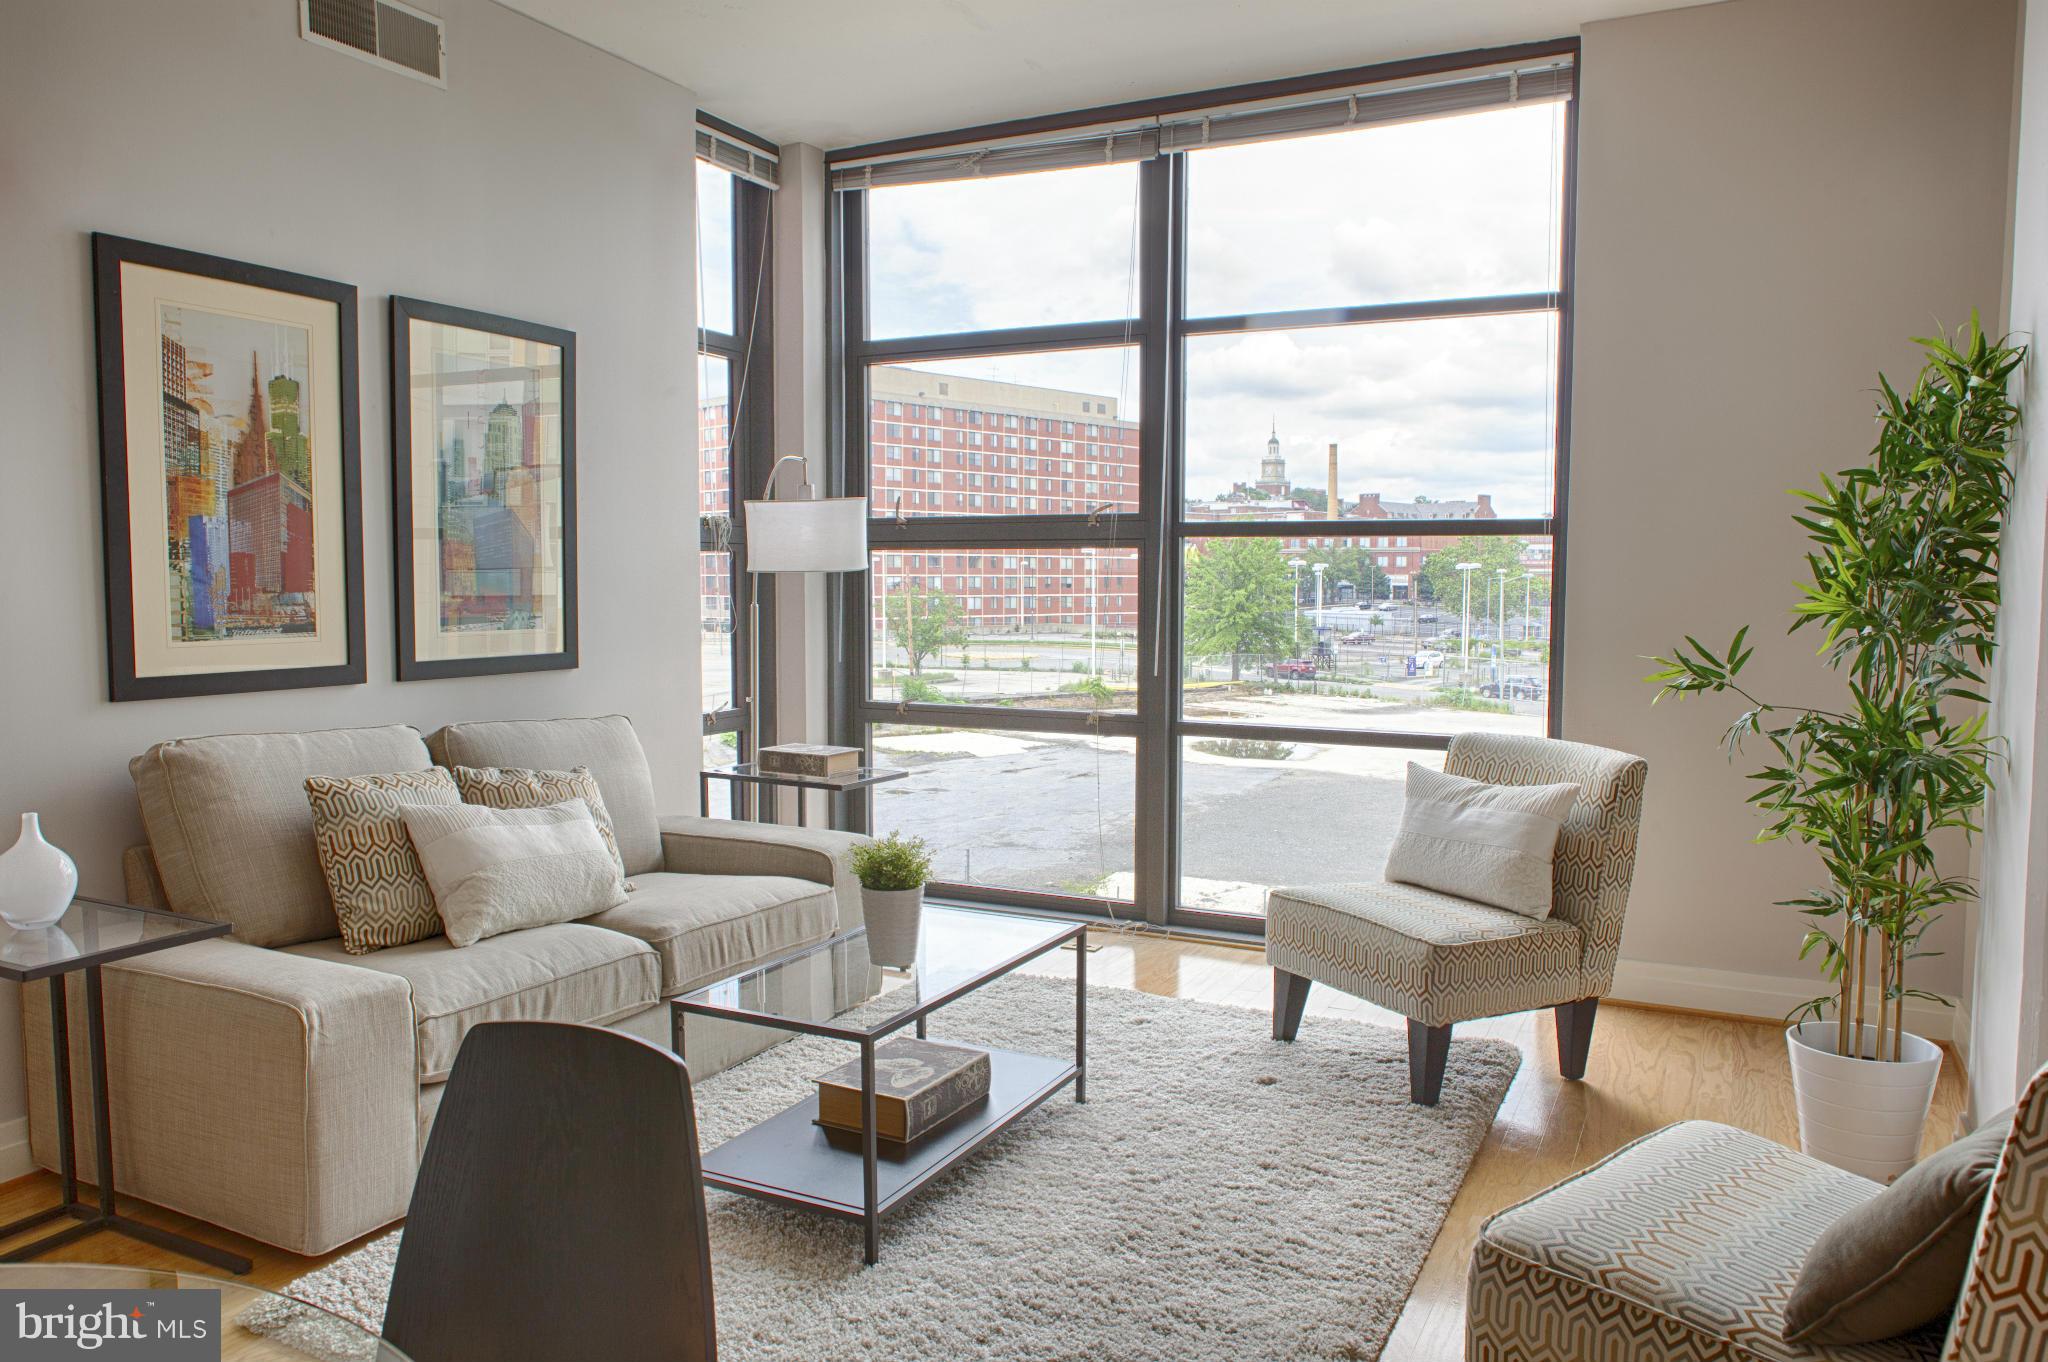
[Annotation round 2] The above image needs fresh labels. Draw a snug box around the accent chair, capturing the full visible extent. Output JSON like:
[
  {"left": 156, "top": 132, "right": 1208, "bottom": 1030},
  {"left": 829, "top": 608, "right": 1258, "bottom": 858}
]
[
  {"left": 1466, "top": 1060, "right": 2048, "bottom": 1360},
  {"left": 1265, "top": 732, "right": 1648, "bottom": 1104}
]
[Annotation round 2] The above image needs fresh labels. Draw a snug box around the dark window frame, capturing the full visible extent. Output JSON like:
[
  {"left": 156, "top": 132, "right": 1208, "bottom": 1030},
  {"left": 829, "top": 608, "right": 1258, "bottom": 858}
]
[
  {"left": 698, "top": 144, "right": 777, "bottom": 819},
  {"left": 828, "top": 41, "right": 1579, "bottom": 931}
]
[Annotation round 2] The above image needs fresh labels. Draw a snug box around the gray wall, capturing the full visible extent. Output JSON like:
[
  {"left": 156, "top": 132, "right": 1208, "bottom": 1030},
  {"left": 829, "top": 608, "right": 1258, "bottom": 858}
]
[
  {"left": 1973, "top": 0, "right": 2048, "bottom": 1119},
  {"left": 0, "top": 0, "right": 701, "bottom": 1136},
  {"left": 1572, "top": 0, "right": 2017, "bottom": 1010}
]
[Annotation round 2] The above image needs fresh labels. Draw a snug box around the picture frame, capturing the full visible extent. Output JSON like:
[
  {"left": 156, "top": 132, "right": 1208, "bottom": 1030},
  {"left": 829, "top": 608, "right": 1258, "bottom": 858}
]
[
  {"left": 391, "top": 297, "right": 578, "bottom": 680},
  {"left": 92, "top": 233, "right": 365, "bottom": 702}
]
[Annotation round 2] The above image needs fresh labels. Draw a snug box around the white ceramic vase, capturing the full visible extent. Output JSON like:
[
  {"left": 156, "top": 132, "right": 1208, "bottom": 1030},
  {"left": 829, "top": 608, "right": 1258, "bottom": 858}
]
[
  {"left": 0, "top": 814, "right": 77, "bottom": 929},
  {"left": 863, "top": 886, "right": 924, "bottom": 969},
  {"left": 1786, "top": 1020, "right": 1944, "bottom": 1183}
]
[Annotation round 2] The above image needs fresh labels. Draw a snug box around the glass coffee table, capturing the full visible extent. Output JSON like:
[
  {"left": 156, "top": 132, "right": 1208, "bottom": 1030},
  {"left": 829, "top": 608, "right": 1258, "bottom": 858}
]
[{"left": 672, "top": 906, "right": 1086, "bottom": 1264}]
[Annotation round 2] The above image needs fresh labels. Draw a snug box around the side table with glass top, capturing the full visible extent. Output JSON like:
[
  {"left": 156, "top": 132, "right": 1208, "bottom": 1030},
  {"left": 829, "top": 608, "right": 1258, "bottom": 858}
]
[
  {"left": 699, "top": 761, "right": 907, "bottom": 827},
  {"left": 0, "top": 897, "right": 252, "bottom": 1274}
]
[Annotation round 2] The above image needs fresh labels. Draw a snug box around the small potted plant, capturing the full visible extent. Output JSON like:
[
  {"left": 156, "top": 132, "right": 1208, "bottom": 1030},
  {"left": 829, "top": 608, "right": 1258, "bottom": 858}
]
[
  {"left": 1647, "top": 319, "right": 2021, "bottom": 1181},
  {"left": 851, "top": 832, "right": 934, "bottom": 969}
]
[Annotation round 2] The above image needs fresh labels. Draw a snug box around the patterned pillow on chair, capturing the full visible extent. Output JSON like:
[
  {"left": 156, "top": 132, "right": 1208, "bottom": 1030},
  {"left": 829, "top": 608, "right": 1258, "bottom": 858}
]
[
  {"left": 305, "top": 769, "right": 463, "bottom": 954},
  {"left": 451, "top": 765, "right": 630, "bottom": 882}
]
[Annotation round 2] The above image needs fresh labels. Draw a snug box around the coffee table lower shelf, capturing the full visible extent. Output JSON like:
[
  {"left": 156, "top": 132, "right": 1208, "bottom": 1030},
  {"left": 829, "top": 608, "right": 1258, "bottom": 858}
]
[{"left": 700, "top": 1046, "right": 1076, "bottom": 1255}]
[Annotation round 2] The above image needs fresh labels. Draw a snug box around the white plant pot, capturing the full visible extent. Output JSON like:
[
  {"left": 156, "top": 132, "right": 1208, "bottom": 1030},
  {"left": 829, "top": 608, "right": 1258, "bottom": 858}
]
[
  {"left": 1786, "top": 1020, "right": 1943, "bottom": 1183},
  {"left": 0, "top": 814, "right": 77, "bottom": 930},
  {"left": 863, "top": 886, "right": 924, "bottom": 969}
]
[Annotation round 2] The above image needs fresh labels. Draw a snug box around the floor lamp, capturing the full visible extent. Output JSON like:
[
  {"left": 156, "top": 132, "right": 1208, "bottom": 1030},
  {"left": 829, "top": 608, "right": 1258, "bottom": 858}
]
[{"left": 742, "top": 455, "right": 868, "bottom": 818}]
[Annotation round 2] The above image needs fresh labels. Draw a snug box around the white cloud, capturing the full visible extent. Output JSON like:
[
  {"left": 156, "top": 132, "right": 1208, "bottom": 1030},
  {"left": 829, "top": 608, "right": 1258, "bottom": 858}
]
[{"left": 857, "top": 102, "right": 1566, "bottom": 516}]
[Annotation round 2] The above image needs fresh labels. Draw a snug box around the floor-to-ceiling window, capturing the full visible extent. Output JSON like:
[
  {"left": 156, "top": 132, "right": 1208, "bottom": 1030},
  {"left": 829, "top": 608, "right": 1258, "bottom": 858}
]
[
  {"left": 697, "top": 120, "right": 777, "bottom": 818},
  {"left": 831, "top": 45, "right": 1575, "bottom": 930}
]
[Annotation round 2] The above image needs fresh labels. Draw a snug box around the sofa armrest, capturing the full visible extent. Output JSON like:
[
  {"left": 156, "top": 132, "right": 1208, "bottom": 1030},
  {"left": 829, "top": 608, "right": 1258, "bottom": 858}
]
[
  {"left": 658, "top": 815, "right": 869, "bottom": 932},
  {"left": 21, "top": 939, "right": 419, "bottom": 1255},
  {"left": 121, "top": 844, "right": 168, "bottom": 910}
]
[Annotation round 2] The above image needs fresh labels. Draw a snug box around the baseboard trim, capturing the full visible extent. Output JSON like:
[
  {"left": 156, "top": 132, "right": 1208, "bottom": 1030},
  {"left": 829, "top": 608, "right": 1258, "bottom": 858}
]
[
  {"left": 1610, "top": 959, "right": 1961, "bottom": 1044},
  {"left": 0, "top": 1118, "right": 32, "bottom": 1183}
]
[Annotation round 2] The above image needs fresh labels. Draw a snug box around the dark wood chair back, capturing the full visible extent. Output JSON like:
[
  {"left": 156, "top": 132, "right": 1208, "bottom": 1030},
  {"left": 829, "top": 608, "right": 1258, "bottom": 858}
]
[{"left": 382, "top": 1021, "right": 717, "bottom": 1362}]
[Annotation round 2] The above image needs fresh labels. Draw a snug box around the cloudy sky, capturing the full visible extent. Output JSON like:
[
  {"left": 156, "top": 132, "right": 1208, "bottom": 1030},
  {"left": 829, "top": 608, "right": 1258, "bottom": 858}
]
[{"left": 856, "top": 102, "right": 1565, "bottom": 517}]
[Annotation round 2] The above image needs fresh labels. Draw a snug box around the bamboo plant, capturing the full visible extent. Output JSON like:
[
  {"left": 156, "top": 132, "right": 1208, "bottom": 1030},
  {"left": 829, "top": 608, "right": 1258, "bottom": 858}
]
[{"left": 1645, "top": 319, "right": 2022, "bottom": 1061}]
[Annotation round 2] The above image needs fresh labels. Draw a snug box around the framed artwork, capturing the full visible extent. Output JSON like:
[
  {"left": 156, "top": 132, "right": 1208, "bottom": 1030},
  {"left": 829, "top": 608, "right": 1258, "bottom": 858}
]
[
  {"left": 391, "top": 297, "right": 577, "bottom": 680},
  {"left": 92, "top": 233, "right": 364, "bottom": 702}
]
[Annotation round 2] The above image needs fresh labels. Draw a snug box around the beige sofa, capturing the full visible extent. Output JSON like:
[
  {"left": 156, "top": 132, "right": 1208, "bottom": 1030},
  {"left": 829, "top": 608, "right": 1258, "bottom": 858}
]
[{"left": 19, "top": 715, "right": 865, "bottom": 1255}]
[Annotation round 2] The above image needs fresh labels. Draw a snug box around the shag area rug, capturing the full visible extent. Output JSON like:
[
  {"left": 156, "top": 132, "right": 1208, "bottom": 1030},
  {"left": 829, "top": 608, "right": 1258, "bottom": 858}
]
[{"left": 245, "top": 975, "right": 1518, "bottom": 1361}]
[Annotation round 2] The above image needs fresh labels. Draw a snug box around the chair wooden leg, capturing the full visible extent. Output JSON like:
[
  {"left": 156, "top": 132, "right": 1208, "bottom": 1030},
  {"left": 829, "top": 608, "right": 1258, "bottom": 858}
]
[
  {"left": 1272, "top": 970, "right": 1312, "bottom": 1041},
  {"left": 1555, "top": 997, "right": 1599, "bottom": 1081},
  {"left": 1408, "top": 1019, "right": 1451, "bottom": 1105}
]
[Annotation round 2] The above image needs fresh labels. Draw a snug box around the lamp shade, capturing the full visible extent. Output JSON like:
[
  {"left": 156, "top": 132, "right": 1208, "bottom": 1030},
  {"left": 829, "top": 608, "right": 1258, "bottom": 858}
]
[{"left": 742, "top": 497, "right": 869, "bottom": 573}]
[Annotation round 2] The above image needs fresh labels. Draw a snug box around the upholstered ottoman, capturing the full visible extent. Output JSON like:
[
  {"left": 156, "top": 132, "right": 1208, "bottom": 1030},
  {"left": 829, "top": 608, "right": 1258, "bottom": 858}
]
[{"left": 1467, "top": 1120, "right": 1947, "bottom": 1361}]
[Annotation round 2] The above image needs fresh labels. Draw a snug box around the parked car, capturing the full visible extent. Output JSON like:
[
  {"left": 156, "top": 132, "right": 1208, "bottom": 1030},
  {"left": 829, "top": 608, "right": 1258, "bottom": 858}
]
[
  {"left": 1479, "top": 677, "right": 1546, "bottom": 700},
  {"left": 1411, "top": 649, "right": 1446, "bottom": 668},
  {"left": 1340, "top": 631, "right": 1375, "bottom": 645},
  {"left": 1264, "top": 658, "right": 1321, "bottom": 680},
  {"left": 1417, "top": 612, "right": 1441, "bottom": 623}
]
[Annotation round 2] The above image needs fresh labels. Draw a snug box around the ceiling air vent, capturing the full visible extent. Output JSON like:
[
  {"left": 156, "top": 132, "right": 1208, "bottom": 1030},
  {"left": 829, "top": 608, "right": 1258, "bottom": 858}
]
[{"left": 301, "top": 0, "right": 446, "bottom": 88}]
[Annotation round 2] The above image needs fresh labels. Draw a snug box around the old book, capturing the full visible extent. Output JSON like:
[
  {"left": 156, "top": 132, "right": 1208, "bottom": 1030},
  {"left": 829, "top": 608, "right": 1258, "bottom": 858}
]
[
  {"left": 815, "top": 1039, "right": 992, "bottom": 1144},
  {"left": 757, "top": 743, "right": 861, "bottom": 777}
]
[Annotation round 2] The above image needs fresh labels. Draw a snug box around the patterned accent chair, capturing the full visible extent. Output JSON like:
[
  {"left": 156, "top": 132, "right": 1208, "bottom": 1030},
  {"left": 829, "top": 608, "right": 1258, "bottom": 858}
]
[
  {"left": 1265, "top": 733, "right": 1647, "bottom": 1104},
  {"left": 1466, "top": 1060, "right": 2048, "bottom": 1361}
]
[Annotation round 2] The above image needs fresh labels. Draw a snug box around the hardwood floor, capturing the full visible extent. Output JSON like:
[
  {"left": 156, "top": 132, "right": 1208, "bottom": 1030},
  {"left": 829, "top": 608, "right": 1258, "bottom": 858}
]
[{"left": 0, "top": 925, "right": 1967, "bottom": 1362}]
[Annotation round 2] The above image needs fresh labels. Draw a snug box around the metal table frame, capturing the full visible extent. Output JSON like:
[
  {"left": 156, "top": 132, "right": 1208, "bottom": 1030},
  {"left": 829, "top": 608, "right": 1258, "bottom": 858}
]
[
  {"left": 699, "top": 762, "right": 907, "bottom": 827},
  {"left": 0, "top": 899, "right": 251, "bottom": 1274},
  {"left": 672, "top": 916, "right": 1086, "bottom": 1264}
]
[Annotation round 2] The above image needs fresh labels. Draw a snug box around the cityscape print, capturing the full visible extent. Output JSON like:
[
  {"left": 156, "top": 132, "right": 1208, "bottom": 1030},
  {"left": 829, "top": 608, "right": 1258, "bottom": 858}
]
[
  {"left": 418, "top": 323, "right": 563, "bottom": 638},
  {"left": 157, "top": 304, "right": 317, "bottom": 641}
]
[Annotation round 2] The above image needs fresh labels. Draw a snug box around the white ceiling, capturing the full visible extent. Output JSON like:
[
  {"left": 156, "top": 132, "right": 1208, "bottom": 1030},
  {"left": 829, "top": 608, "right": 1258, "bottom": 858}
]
[{"left": 495, "top": 0, "right": 1719, "bottom": 150}]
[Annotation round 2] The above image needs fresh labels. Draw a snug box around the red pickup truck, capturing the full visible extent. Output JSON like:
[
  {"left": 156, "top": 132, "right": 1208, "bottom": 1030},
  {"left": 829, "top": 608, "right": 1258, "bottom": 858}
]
[{"left": 1263, "top": 658, "right": 1320, "bottom": 680}]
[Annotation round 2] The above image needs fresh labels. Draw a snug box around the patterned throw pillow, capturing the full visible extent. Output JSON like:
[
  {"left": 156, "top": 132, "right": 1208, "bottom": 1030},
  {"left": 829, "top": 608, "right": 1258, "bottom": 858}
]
[
  {"left": 451, "top": 765, "right": 630, "bottom": 882},
  {"left": 305, "top": 769, "right": 462, "bottom": 954}
]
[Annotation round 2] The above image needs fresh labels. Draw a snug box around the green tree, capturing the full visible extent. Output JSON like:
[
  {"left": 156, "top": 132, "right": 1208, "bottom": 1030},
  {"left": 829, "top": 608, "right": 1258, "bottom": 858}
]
[
  {"left": 1301, "top": 545, "right": 1390, "bottom": 603},
  {"left": 885, "top": 587, "right": 967, "bottom": 675},
  {"left": 1185, "top": 539, "right": 1295, "bottom": 680},
  {"left": 1415, "top": 537, "right": 1548, "bottom": 614}
]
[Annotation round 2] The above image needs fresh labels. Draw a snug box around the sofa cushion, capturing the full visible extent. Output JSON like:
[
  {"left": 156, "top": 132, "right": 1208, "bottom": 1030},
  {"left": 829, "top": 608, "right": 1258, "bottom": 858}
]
[
  {"left": 306, "top": 769, "right": 462, "bottom": 955},
  {"left": 450, "top": 765, "right": 628, "bottom": 877},
  {"left": 1266, "top": 879, "right": 1583, "bottom": 1028},
  {"left": 132, "top": 725, "right": 435, "bottom": 948},
  {"left": 403, "top": 802, "right": 628, "bottom": 948},
  {"left": 427, "top": 716, "right": 661, "bottom": 876},
  {"left": 282, "top": 924, "right": 659, "bottom": 1083},
  {"left": 581, "top": 871, "right": 839, "bottom": 995},
  {"left": 1468, "top": 1120, "right": 1949, "bottom": 1362}
]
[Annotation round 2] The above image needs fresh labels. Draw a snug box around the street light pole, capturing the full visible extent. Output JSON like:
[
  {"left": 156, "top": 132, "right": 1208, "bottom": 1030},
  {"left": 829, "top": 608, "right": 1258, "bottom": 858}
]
[
  {"left": 1287, "top": 557, "right": 1306, "bottom": 653},
  {"left": 1495, "top": 566, "right": 1509, "bottom": 689},
  {"left": 1456, "top": 561, "right": 1481, "bottom": 672},
  {"left": 1084, "top": 547, "right": 1099, "bottom": 677},
  {"left": 1312, "top": 562, "right": 1327, "bottom": 653}
]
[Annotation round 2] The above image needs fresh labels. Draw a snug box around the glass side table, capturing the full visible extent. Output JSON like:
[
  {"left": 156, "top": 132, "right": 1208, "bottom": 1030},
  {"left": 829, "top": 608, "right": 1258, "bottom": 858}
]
[
  {"left": 0, "top": 1262, "right": 411, "bottom": 1359},
  {"left": 700, "top": 762, "right": 908, "bottom": 827},
  {"left": 0, "top": 897, "right": 251, "bottom": 1274}
]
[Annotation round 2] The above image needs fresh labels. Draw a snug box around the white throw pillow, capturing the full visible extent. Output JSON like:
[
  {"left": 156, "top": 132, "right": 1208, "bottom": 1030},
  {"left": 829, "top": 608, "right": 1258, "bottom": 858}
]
[
  {"left": 402, "top": 800, "right": 628, "bottom": 947},
  {"left": 1383, "top": 763, "right": 1581, "bottom": 918}
]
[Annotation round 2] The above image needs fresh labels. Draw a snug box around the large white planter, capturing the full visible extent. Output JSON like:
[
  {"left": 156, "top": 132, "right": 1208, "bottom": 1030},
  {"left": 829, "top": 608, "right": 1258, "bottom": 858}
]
[
  {"left": 1786, "top": 1020, "right": 1943, "bottom": 1183},
  {"left": 0, "top": 813, "right": 77, "bottom": 929},
  {"left": 862, "top": 886, "right": 924, "bottom": 969}
]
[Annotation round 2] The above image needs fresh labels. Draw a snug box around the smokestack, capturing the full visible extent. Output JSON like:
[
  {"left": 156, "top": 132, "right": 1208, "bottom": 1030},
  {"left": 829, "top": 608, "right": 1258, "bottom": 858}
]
[{"left": 1327, "top": 443, "right": 1340, "bottom": 520}]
